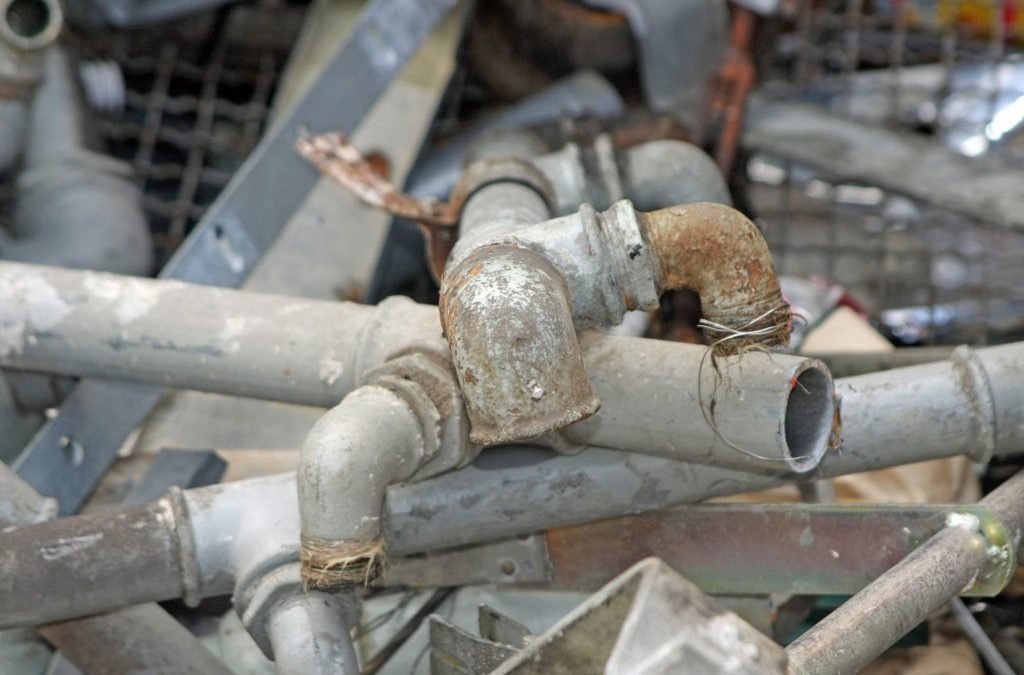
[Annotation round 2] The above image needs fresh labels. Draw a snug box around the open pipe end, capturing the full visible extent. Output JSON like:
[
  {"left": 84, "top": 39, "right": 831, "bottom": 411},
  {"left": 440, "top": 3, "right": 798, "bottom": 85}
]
[
  {"left": 782, "top": 362, "right": 835, "bottom": 473},
  {"left": 0, "top": 0, "right": 61, "bottom": 51}
]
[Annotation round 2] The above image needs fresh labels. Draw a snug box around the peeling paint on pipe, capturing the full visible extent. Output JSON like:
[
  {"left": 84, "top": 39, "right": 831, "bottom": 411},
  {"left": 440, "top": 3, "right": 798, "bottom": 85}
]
[
  {"left": 0, "top": 262, "right": 825, "bottom": 471},
  {"left": 3, "top": 47, "right": 152, "bottom": 275}
]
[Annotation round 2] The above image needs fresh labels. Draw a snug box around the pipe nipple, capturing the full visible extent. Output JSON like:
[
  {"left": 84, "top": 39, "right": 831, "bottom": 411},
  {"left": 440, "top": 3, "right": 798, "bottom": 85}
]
[{"left": 300, "top": 536, "right": 386, "bottom": 592}]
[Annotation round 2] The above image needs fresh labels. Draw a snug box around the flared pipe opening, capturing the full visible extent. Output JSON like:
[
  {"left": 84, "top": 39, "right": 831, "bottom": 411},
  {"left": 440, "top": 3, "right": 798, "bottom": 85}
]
[
  {"left": 0, "top": 0, "right": 61, "bottom": 51},
  {"left": 783, "top": 364, "right": 835, "bottom": 473}
]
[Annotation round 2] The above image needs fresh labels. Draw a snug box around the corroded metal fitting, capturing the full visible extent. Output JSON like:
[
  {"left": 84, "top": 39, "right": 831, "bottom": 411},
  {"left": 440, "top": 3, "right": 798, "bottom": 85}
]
[{"left": 441, "top": 246, "right": 601, "bottom": 445}]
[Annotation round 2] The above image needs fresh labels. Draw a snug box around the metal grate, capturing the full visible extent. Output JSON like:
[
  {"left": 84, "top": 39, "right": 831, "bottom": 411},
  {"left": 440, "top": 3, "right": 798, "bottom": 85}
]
[
  {"left": 746, "top": 0, "right": 1024, "bottom": 346},
  {"left": 71, "top": 4, "right": 306, "bottom": 267}
]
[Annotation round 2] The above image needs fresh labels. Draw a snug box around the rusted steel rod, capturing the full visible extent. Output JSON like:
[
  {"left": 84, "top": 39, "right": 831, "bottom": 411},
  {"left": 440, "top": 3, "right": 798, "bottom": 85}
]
[{"left": 786, "top": 470, "right": 1024, "bottom": 675}]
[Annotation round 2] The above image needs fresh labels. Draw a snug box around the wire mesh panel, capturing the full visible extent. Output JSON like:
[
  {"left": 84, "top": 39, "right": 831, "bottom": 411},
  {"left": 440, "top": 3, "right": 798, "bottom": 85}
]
[
  {"left": 748, "top": 0, "right": 1024, "bottom": 346},
  {"left": 71, "top": 4, "right": 307, "bottom": 267}
]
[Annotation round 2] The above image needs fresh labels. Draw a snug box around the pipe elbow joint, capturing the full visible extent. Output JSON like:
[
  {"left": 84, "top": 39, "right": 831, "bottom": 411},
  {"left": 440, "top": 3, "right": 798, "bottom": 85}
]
[
  {"left": 642, "top": 202, "right": 791, "bottom": 354},
  {"left": 298, "top": 385, "right": 423, "bottom": 591},
  {"left": 440, "top": 245, "right": 600, "bottom": 446}
]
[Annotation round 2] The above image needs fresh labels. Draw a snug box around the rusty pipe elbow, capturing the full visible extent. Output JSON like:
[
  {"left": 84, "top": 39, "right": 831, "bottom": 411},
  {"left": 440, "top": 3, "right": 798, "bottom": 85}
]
[
  {"left": 440, "top": 245, "right": 600, "bottom": 446},
  {"left": 641, "top": 202, "right": 791, "bottom": 354}
]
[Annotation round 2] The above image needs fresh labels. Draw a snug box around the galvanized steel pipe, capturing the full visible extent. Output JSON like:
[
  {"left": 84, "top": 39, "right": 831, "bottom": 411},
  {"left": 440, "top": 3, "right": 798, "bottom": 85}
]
[
  {"left": 5, "top": 466, "right": 1023, "bottom": 632},
  {"left": 564, "top": 333, "right": 834, "bottom": 473},
  {"left": 0, "top": 500, "right": 186, "bottom": 628},
  {"left": 1, "top": 455, "right": 233, "bottom": 675},
  {"left": 299, "top": 385, "right": 425, "bottom": 591},
  {"left": 5, "top": 48, "right": 151, "bottom": 274},
  {"left": 387, "top": 341, "right": 1024, "bottom": 550},
  {"left": 0, "top": 473, "right": 306, "bottom": 630},
  {"left": 266, "top": 591, "right": 360, "bottom": 675},
  {"left": 439, "top": 134, "right": 783, "bottom": 444}
]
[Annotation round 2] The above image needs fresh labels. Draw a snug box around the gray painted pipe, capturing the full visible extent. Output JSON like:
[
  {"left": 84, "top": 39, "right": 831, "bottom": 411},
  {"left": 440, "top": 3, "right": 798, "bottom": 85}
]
[
  {"left": 266, "top": 592, "right": 359, "bottom": 675},
  {"left": 0, "top": 101, "right": 27, "bottom": 172},
  {"left": 3, "top": 48, "right": 151, "bottom": 275},
  {"left": 0, "top": 0, "right": 62, "bottom": 173},
  {"left": 299, "top": 384, "right": 425, "bottom": 589},
  {"left": 0, "top": 446, "right": 234, "bottom": 675},
  {"left": 617, "top": 140, "right": 731, "bottom": 210},
  {"left": 387, "top": 342, "right": 1024, "bottom": 552},
  {"left": 0, "top": 500, "right": 186, "bottom": 628},
  {"left": 1, "top": 263, "right": 1019, "bottom": 472},
  {"left": 0, "top": 261, "right": 829, "bottom": 473},
  {"left": 3, "top": 408, "right": 1022, "bottom": 631},
  {"left": 564, "top": 333, "right": 834, "bottom": 473}
]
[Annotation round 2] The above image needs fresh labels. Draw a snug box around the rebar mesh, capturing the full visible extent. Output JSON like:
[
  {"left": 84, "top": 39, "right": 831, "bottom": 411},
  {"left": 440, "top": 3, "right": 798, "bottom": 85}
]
[
  {"left": 750, "top": 0, "right": 1024, "bottom": 345},
  {"left": 71, "top": 4, "right": 306, "bottom": 267}
]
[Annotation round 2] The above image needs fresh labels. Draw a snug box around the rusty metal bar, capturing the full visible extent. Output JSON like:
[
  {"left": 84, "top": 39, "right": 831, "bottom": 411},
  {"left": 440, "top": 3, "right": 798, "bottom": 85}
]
[
  {"left": 542, "top": 503, "right": 1013, "bottom": 597},
  {"left": 786, "top": 470, "right": 1024, "bottom": 675}
]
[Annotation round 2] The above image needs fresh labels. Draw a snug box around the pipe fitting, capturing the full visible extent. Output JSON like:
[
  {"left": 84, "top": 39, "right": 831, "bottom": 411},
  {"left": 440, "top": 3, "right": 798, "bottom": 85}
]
[
  {"left": 441, "top": 245, "right": 601, "bottom": 445},
  {"left": 0, "top": 0, "right": 61, "bottom": 172},
  {"left": 362, "top": 347, "right": 475, "bottom": 478},
  {"left": 441, "top": 194, "right": 788, "bottom": 443},
  {"left": 0, "top": 0, "right": 60, "bottom": 97},
  {"left": 641, "top": 202, "right": 791, "bottom": 355},
  {"left": 236, "top": 561, "right": 360, "bottom": 673},
  {"left": 298, "top": 384, "right": 425, "bottom": 591}
]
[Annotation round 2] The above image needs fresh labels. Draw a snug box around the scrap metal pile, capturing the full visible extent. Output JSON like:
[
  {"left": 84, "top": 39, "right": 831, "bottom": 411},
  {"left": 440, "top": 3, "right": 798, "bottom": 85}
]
[{"left": 1, "top": 0, "right": 1024, "bottom": 673}]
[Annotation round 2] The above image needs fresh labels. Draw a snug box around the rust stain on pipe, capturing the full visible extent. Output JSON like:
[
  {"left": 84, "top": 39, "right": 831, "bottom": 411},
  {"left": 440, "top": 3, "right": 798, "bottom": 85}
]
[
  {"left": 440, "top": 246, "right": 600, "bottom": 445},
  {"left": 641, "top": 202, "right": 791, "bottom": 355}
]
